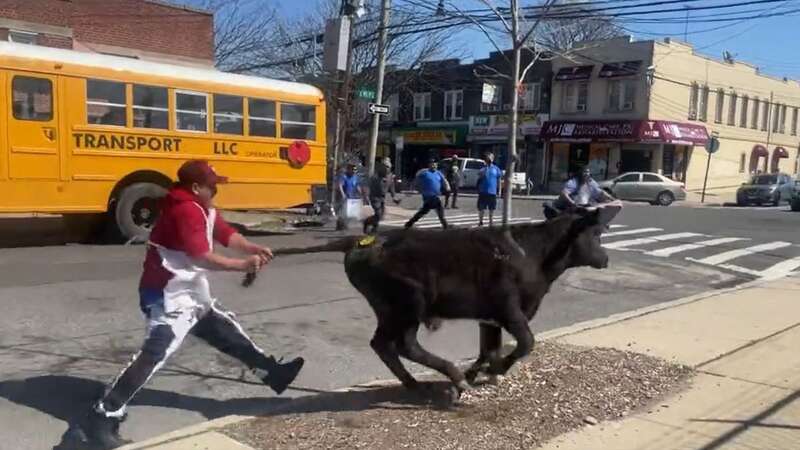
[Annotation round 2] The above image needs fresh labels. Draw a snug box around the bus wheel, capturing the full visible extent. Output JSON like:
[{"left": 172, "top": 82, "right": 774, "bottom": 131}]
[{"left": 115, "top": 182, "right": 167, "bottom": 242}]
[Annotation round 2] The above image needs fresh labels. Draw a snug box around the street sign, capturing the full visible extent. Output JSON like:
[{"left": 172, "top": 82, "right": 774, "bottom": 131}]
[
  {"left": 355, "top": 87, "right": 375, "bottom": 100},
  {"left": 368, "top": 103, "right": 389, "bottom": 115},
  {"left": 705, "top": 136, "right": 720, "bottom": 154}
]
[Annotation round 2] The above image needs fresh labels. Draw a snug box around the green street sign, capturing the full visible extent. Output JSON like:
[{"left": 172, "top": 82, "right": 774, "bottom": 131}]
[{"left": 355, "top": 87, "right": 375, "bottom": 100}]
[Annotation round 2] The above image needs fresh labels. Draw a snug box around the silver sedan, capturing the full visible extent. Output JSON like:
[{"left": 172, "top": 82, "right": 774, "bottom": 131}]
[{"left": 598, "top": 172, "right": 687, "bottom": 206}]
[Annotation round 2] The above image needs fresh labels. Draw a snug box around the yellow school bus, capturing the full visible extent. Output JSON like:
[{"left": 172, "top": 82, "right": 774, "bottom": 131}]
[{"left": 0, "top": 42, "right": 327, "bottom": 239}]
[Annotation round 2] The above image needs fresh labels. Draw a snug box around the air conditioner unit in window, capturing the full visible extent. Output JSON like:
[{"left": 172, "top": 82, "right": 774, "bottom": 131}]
[
  {"left": 576, "top": 104, "right": 586, "bottom": 112},
  {"left": 623, "top": 102, "right": 634, "bottom": 110}
]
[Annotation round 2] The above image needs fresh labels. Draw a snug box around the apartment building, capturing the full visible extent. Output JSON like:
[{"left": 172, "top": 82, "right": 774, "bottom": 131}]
[{"left": 542, "top": 35, "right": 800, "bottom": 194}]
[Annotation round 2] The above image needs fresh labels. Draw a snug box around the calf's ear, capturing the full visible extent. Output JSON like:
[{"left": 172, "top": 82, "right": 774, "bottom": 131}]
[{"left": 597, "top": 203, "right": 623, "bottom": 226}]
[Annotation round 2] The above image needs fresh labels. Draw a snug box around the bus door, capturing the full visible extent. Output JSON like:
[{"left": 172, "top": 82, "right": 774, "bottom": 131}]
[{"left": 7, "top": 72, "right": 60, "bottom": 180}]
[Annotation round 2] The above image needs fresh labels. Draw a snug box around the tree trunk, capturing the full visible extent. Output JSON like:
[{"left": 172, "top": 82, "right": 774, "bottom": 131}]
[{"left": 503, "top": 0, "right": 521, "bottom": 225}]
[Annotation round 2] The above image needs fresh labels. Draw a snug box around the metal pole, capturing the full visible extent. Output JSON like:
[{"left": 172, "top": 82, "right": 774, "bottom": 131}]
[
  {"left": 765, "top": 91, "right": 774, "bottom": 173},
  {"left": 701, "top": 151, "right": 711, "bottom": 203},
  {"left": 367, "top": 0, "right": 390, "bottom": 177}
]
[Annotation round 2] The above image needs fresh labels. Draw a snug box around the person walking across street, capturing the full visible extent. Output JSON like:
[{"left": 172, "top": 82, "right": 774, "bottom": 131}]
[
  {"left": 404, "top": 158, "right": 450, "bottom": 229},
  {"left": 364, "top": 157, "right": 401, "bottom": 234},
  {"left": 336, "top": 162, "right": 365, "bottom": 230},
  {"left": 477, "top": 152, "right": 503, "bottom": 227},
  {"left": 444, "top": 161, "right": 462, "bottom": 209},
  {"left": 80, "top": 160, "right": 305, "bottom": 449}
]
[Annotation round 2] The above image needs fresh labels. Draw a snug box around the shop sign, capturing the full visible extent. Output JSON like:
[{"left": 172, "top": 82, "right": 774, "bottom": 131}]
[
  {"left": 541, "top": 120, "right": 709, "bottom": 146},
  {"left": 470, "top": 114, "right": 548, "bottom": 136},
  {"left": 403, "top": 129, "right": 456, "bottom": 145}
]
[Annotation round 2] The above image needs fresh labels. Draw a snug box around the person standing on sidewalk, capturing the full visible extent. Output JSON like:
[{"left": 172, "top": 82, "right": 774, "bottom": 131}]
[
  {"left": 404, "top": 158, "right": 450, "bottom": 229},
  {"left": 81, "top": 160, "right": 305, "bottom": 449},
  {"left": 477, "top": 152, "right": 503, "bottom": 227},
  {"left": 444, "top": 161, "right": 462, "bottom": 209},
  {"left": 363, "top": 157, "right": 401, "bottom": 234},
  {"left": 336, "top": 163, "right": 365, "bottom": 230}
]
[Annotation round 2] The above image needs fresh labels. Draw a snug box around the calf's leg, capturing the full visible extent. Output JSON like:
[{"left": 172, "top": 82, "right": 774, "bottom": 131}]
[
  {"left": 465, "top": 323, "right": 502, "bottom": 384},
  {"left": 488, "top": 312, "right": 535, "bottom": 376},
  {"left": 398, "top": 326, "right": 470, "bottom": 394},
  {"left": 370, "top": 323, "right": 419, "bottom": 389}
]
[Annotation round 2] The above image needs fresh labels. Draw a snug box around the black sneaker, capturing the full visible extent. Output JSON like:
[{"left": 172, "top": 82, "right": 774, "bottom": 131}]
[
  {"left": 256, "top": 357, "right": 305, "bottom": 395},
  {"left": 83, "top": 409, "right": 131, "bottom": 449}
]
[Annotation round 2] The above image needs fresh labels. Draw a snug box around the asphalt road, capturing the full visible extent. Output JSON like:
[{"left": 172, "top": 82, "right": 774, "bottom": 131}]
[{"left": 3, "top": 198, "right": 796, "bottom": 449}]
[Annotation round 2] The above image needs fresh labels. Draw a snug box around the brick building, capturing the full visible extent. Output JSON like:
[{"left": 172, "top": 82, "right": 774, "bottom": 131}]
[{"left": 0, "top": 0, "right": 213, "bottom": 66}]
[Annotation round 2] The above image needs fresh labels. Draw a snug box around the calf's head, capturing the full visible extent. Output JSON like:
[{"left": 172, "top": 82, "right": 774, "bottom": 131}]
[{"left": 560, "top": 203, "right": 622, "bottom": 270}]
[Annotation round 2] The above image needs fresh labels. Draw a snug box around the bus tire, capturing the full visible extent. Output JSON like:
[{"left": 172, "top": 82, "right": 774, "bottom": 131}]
[{"left": 114, "top": 182, "right": 167, "bottom": 242}]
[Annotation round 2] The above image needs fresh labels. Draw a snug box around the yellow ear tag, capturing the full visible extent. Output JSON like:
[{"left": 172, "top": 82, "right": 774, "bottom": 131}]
[{"left": 358, "top": 235, "right": 376, "bottom": 247}]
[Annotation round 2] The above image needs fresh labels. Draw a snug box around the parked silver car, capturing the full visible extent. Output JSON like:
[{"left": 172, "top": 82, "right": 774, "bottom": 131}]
[
  {"left": 598, "top": 172, "right": 686, "bottom": 206},
  {"left": 736, "top": 173, "right": 794, "bottom": 206}
]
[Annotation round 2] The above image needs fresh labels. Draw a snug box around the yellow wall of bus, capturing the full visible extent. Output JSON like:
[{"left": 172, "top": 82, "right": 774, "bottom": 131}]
[{"left": 0, "top": 52, "right": 326, "bottom": 213}]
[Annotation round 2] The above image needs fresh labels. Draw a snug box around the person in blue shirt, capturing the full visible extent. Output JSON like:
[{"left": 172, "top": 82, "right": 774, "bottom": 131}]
[
  {"left": 477, "top": 152, "right": 503, "bottom": 227},
  {"left": 336, "top": 163, "right": 365, "bottom": 230},
  {"left": 404, "top": 158, "right": 450, "bottom": 229}
]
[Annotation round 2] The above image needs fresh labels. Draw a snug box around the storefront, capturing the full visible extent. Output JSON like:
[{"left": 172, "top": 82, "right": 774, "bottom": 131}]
[
  {"left": 390, "top": 126, "right": 468, "bottom": 180},
  {"left": 468, "top": 114, "right": 549, "bottom": 188},
  {"left": 541, "top": 120, "right": 709, "bottom": 192}
]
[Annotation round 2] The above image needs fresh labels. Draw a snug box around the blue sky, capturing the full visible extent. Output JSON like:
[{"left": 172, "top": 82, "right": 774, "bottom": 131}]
[{"left": 191, "top": 0, "right": 800, "bottom": 80}]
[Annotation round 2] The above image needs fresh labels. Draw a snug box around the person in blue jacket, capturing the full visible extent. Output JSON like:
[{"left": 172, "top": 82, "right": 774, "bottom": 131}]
[{"left": 404, "top": 158, "right": 450, "bottom": 229}]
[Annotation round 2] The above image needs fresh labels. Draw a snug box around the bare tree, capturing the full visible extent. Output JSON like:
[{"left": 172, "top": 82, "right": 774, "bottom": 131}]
[{"left": 534, "top": 1, "right": 621, "bottom": 51}]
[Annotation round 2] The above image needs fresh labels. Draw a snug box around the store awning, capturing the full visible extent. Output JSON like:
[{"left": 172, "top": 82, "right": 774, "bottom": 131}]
[
  {"left": 751, "top": 145, "right": 769, "bottom": 158},
  {"left": 554, "top": 65, "right": 593, "bottom": 81},
  {"left": 541, "top": 120, "right": 709, "bottom": 146},
  {"left": 598, "top": 61, "right": 642, "bottom": 78}
]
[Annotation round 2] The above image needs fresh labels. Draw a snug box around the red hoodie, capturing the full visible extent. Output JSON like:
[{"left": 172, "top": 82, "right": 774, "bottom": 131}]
[{"left": 139, "top": 186, "right": 237, "bottom": 291}]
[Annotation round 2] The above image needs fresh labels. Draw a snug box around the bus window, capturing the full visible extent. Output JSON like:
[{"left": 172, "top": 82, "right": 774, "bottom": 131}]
[
  {"left": 176, "top": 91, "right": 208, "bottom": 132},
  {"left": 12, "top": 76, "right": 52, "bottom": 121},
  {"left": 248, "top": 98, "right": 276, "bottom": 137},
  {"left": 133, "top": 85, "right": 168, "bottom": 129},
  {"left": 281, "top": 103, "right": 315, "bottom": 140},
  {"left": 87, "top": 79, "right": 126, "bottom": 126},
  {"left": 214, "top": 94, "right": 243, "bottom": 135}
]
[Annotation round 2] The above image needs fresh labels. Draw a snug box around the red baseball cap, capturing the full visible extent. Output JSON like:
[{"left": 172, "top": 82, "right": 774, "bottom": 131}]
[{"left": 177, "top": 160, "right": 228, "bottom": 187}]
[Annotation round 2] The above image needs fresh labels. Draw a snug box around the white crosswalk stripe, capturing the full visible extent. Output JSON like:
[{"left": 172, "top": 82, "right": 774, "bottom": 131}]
[
  {"left": 644, "top": 237, "right": 749, "bottom": 257},
  {"left": 687, "top": 241, "right": 792, "bottom": 266},
  {"left": 601, "top": 227, "right": 663, "bottom": 238},
  {"left": 602, "top": 232, "right": 704, "bottom": 250}
]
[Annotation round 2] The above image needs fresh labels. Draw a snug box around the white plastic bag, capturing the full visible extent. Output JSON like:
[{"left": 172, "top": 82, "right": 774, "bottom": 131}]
[{"left": 345, "top": 199, "right": 362, "bottom": 220}]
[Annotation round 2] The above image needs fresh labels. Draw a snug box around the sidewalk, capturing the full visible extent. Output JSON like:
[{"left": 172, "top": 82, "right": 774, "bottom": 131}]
[
  {"left": 682, "top": 189, "right": 738, "bottom": 206},
  {"left": 120, "top": 276, "right": 800, "bottom": 450}
]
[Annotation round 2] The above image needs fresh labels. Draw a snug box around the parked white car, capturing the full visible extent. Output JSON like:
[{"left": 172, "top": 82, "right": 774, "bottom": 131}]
[{"left": 440, "top": 157, "right": 527, "bottom": 192}]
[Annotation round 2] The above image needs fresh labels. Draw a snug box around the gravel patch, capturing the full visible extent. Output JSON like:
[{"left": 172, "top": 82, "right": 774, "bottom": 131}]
[{"left": 224, "top": 342, "right": 693, "bottom": 450}]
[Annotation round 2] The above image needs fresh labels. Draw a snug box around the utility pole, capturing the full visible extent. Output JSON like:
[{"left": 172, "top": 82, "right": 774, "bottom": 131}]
[
  {"left": 502, "top": 0, "right": 521, "bottom": 226},
  {"left": 366, "top": 0, "right": 391, "bottom": 177}
]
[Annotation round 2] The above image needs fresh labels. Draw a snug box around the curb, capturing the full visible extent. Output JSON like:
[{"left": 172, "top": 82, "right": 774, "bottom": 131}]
[{"left": 120, "top": 276, "right": 771, "bottom": 449}]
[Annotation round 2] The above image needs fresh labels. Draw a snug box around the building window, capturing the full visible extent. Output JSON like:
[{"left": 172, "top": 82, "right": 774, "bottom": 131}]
[
  {"left": 213, "top": 94, "right": 244, "bottom": 135},
  {"left": 383, "top": 93, "right": 399, "bottom": 122},
  {"left": 413, "top": 92, "right": 431, "bottom": 120},
  {"left": 248, "top": 99, "right": 276, "bottom": 137},
  {"left": 443, "top": 90, "right": 463, "bottom": 120},
  {"left": 751, "top": 97, "right": 759, "bottom": 129},
  {"left": 792, "top": 107, "right": 798, "bottom": 136},
  {"left": 772, "top": 103, "right": 781, "bottom": 133},
  {"left": 133, "top": 85, "right": 168, "bottom": 129},
  {"left": 780, "top": 104, "right": 787, "bottom": 134},
  {"left": 562, "top": 82, "right": 588, "bottom": 113},
  {"left": 739, "top": 153, "right": 746, "bottom": 173},
  {"left": 699, "top": 85, "right": 709, "bottom": 122},
  {"left": 608, "top": 79, "right": 635, "bottom": 112},
  {"left": 87, "top": 79, "right": 127, "bottom": 126},
  {"left": 714, "top": 88, "right": 724, "bottom": 123},
  {"left": 480, "top": 84, "right": 502, "bottom": 112},
  {"left": 175, "top": 91, "right": 208, "bottom": 132},
  {"left": 688, "top": 83, "right": 699, "bottom": 120},
  {"left": 727, "top": 92, "right": 737, "bottom": 126},
  {"left": 8, "top": 30, "right": 37, "bottom": 45},
  {"left": 281, "top": 103, "right": 316, "bottom": 140},
  {"left": 12, "top": 76, "right": 52, "bottom": 121},
  {"left": 762, "top": 101, "right": 769, "bottom": 131},
  {"left": 740, "top": 95, "right": 748, "bottom": 128},
  {"left": 519, "top": 83, "right": 541, "bottom": 111}
]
